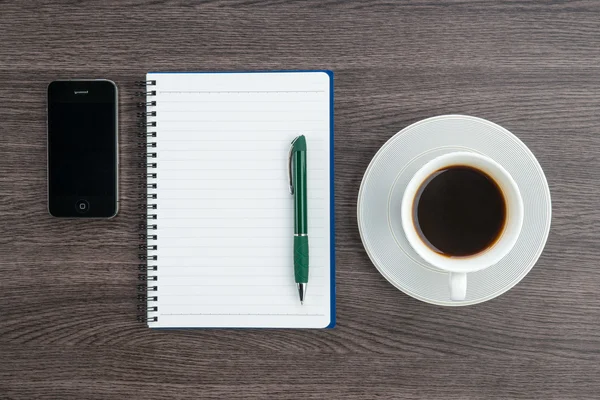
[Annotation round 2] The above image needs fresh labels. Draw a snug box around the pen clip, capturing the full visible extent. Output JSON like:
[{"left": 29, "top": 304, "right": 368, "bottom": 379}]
[{"left": 288, "top": 136, "right": 299, "bottom": 195}]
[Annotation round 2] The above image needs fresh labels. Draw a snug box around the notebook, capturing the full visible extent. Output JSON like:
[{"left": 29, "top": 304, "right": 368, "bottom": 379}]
[{"left": 138, "top": 71, "right": 335, "bottom": 328}]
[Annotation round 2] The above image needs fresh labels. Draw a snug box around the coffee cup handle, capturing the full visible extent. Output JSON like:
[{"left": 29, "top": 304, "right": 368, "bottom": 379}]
[{"left": 449, "top": 272, "right": 467, "bottom": 301}]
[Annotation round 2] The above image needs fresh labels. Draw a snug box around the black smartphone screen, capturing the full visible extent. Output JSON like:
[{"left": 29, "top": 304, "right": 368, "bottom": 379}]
[{"left": 48, "top": 80, "right": 118, "bottom": 217}]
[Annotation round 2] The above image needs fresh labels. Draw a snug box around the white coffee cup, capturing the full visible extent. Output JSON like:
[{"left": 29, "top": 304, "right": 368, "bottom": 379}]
[{"left": 401, "top": 152, "right": 524, "bottom": 301}]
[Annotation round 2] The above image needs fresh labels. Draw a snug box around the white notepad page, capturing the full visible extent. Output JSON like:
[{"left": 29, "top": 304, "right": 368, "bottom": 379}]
[{"left": 145, "top": 71, "right": 333, "bottom": 328}]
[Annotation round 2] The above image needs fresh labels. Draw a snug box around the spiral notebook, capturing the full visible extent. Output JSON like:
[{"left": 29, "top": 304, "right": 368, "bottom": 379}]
[{"left": 139, "top": 71, "right": 335, "bottom": 328}]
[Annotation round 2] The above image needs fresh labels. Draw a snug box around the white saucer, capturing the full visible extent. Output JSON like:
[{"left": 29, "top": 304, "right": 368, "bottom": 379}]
[{"left": 357, "top": 115, "right": 551, "bottom": 306}]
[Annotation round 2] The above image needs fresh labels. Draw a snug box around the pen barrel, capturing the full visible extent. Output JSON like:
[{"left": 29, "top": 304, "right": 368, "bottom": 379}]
[
  {"left": 293, "top": 150, "right": 308, "bottom": 234},
  {"left": 294, "top": 235, "right": 309, "bottom": 283}
]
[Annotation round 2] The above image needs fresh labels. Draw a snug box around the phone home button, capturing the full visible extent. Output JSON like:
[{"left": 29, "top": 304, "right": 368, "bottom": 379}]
[{"left": 76, "top": 199, "right": 90, "bottom": 213}]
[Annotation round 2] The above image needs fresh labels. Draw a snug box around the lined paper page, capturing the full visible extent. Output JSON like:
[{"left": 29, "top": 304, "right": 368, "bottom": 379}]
[{"left": 146, "top": 72, "right": 332, "bottom": 328}]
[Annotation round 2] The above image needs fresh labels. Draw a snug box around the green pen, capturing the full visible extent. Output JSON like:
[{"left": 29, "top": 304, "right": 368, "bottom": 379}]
[{"left": 288, "top": 135, "right": 309, "bottom": 304}]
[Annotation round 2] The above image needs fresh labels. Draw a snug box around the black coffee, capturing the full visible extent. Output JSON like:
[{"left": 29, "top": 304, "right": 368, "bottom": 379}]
[{"left": 413, "top": 165, "right": 506, "bottom": 257}]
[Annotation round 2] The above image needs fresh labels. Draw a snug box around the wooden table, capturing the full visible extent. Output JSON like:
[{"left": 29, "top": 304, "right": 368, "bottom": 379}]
[{"left": 1, "top": 1, "right": 599, "bottom": 398}]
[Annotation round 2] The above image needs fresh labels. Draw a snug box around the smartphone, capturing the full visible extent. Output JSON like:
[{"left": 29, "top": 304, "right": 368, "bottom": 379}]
[{"left": 47, "top": 80, "right": 118, "bottom": 218}]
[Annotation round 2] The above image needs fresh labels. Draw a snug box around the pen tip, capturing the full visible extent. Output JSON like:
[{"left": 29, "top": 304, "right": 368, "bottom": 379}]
[
  {"left": 301, "top": 301, "right": 304, "bottom": 305},
  {"left": 297, "top": 283, "right": 307, "bottom": 305}
]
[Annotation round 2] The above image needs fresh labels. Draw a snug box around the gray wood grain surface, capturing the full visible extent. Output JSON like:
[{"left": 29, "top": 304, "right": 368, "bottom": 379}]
[{"left": 1, "top": 0, "right": 599, "bottom": 398}]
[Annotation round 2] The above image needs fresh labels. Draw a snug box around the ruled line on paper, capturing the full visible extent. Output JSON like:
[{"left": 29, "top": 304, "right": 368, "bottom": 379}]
[
  {"left": 160, "top": 100, "right": 323, "bottom": 103},
  {"left": 160, "top": 313, "right": 325, "bottom": 316},
  {"left": 161, "top": 294, "right": 326, "bottom": 297},
  {"left": 154, "top": 138, "right": 327, "bottom": 141},
  {"left": 153, "top": 130, "right": 328, "bottom": 133},
  {"left": 155, "top": 235, "right": 326, "bottom": 239},
  {"left": 152, "top": 255, "right": 327, "bottom": 261},
  {"left": 159, "top": 120, "right": 325, "bottom": 123},
  {"left": 154, "top": 149, "right": 326, "bottom": 152},
  {"left": 156, "top": 197, "right": 325, "bottom": 200},
  {"left": 154, "top": 168, "right": 326, "bottom": 171},
  {"left": 159, "top": 90, "right": 326, "bottom": 94},
  {"left": 155, "top": 178, "right": 326, "bottom": 181},
  {"left": 158, "top": 265, "right": 326, "bottom": 268},
  {"left": 159, "top": 284, "right": 325, "bottom": 287},
  {"left": 157, "top": 110, "right": 324, "bottom": 113}
]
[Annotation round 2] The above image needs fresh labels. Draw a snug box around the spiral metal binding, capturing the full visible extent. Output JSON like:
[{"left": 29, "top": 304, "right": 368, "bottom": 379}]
[{"left": 136, "top": 80, "right": 158, "bottom": 324}]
